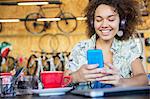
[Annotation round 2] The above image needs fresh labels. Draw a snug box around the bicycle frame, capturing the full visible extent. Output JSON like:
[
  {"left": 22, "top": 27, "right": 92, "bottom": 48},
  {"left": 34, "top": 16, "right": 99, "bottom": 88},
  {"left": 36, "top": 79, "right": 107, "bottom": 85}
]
[
  {"left": 38, "top": 4, "right": 71, "bottom": 27},
  {"left": 38, "top": 4, "right": 63, "bottom": 17},
  {"left": 1, "top": 56, "right": 15, "bottom": 72}
]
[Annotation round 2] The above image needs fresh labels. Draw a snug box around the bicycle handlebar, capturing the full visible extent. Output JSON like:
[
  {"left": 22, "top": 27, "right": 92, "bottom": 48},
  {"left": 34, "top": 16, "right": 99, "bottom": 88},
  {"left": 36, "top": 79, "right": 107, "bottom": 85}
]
[
  {"left": 31, "top": 50, "right": 51, "bottom": 55},
  {"left": 31, "top": 50, "right": 70, "bottom": 55}
]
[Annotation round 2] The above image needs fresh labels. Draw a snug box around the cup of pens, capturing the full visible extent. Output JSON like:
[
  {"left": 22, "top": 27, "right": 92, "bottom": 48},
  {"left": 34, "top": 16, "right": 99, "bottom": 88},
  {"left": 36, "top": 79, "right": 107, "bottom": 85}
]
[{"left": 0, "top": 72, "right": 15, "bottom": 97}]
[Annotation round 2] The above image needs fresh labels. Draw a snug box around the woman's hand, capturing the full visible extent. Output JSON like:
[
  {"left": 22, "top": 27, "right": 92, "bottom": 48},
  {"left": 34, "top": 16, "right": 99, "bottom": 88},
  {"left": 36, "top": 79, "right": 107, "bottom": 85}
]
[
  {"left": 96, "top": 63, "right": 122, "bottom": 86},
  {"left": 71, "top": 64, "right": 102, "bottom": 83}
]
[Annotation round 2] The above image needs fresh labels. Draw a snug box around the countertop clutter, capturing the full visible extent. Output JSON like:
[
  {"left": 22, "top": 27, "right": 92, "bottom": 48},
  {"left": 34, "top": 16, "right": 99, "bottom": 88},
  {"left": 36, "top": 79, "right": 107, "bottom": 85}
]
[{"left": 0, "top": 83, "right": 149, "bottom": 98}]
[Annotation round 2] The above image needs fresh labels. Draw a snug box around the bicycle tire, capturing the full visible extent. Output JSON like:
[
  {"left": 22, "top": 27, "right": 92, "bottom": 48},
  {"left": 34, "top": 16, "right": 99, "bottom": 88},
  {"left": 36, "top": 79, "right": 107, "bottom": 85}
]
[
  {"left": 2, "top": 56, "right": 15, "bottom": 72},
  {"left": 41, "top": 55, "right": 50, "bottom": 71},
  {"left": 0, "top": 23, "right": 2, "bottom": 32},
  {"left": 38, "top": 33, "right": 59, "bottom": 52},
  {"left": 56, "top": 12, "right": 77, "bottom": 34},
  {"left": 26, "top": 54, "right": 38, "bottom": 76},
  {"left": 31, "top": 50, "right": 51, "bottom": 71},
  {"left": 24, "top": 12, "right": 48, "bottom": 35},
  {"left": 53, "top": 53, "right": 63, "bottom": 71},
  {"left": 54, "top": 33, "right": 71, "bottom": 52}
]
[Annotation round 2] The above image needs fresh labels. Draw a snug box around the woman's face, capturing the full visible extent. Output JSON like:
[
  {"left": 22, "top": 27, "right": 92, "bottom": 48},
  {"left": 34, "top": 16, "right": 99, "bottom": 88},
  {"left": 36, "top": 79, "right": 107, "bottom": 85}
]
[{"left": 94, "top": 4, "right": 120, "bottom": 41}]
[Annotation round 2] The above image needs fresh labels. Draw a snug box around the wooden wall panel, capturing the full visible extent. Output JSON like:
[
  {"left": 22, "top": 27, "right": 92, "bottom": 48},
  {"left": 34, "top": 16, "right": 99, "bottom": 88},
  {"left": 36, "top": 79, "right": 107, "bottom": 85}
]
[
  {"left": 0, "top": 0, "right": 89, "bottom": 58},
  {"left": 144, "top": 32, "right": 150, "bottom": 73}
]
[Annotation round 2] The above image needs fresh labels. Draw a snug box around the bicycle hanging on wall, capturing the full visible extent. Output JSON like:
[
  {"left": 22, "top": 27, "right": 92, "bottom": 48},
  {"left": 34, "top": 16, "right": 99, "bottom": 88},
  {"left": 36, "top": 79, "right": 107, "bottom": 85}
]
[{"left": 24, "top": 3, "right": 77, "bottom": 35}]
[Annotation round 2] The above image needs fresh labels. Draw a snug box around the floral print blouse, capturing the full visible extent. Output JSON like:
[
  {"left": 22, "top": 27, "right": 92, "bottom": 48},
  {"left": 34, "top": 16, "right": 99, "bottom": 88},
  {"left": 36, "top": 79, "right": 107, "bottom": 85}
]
[{"left": 65, "top": 34, "right": 142, "bottom": 90}]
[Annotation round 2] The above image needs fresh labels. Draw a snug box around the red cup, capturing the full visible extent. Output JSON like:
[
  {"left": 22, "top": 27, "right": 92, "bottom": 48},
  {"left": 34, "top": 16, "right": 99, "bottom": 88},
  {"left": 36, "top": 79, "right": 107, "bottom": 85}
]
[{"left": 40, "top": 71, "right": 72, "bottom": 88}]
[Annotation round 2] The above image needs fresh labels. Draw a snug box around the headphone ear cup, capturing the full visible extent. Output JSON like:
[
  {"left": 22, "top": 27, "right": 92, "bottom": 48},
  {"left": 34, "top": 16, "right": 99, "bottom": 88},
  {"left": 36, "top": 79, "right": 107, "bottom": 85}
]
[
  {"left": 90, "top": 19, "right": 94, "bottom": 29},
  {"left": 120, "top": 19, "right": 126, "bottom": 30}
]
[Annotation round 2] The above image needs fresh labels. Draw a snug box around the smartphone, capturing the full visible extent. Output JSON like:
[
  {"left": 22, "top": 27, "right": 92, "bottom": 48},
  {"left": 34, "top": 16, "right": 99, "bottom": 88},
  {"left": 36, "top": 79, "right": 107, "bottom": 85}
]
[{"left": 87, "top": 49, "right": 104, "bottom": 68}]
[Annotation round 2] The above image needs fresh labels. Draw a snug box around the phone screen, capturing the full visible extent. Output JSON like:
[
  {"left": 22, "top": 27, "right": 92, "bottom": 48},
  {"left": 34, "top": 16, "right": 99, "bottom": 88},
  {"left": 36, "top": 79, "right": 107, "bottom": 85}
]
[{"left": 87, "top": 49, "right": 104, "bottom": 68}]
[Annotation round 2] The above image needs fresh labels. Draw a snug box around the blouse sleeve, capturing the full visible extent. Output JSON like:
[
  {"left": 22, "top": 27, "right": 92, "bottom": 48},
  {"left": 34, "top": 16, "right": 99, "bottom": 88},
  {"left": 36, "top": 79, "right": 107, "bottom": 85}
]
[
  {"left": 128, "top": 39, "right": 143, "bottom": 70},
  {"left": 65, "top": 42, "right": 83, "bottom": 72}
]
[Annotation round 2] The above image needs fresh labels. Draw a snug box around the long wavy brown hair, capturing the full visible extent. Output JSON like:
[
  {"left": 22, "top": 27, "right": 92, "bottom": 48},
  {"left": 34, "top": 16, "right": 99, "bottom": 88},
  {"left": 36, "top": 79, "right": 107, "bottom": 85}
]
[{"left": 85, "top": 0, "right": 140, "bottom": 40}]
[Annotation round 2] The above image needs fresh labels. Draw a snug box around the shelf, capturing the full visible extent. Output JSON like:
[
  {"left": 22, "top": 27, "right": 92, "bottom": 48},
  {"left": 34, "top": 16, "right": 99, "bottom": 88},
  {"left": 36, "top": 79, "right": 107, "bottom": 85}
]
[
  {"left": 137, "top": 29, "right": 150, "bottom": 33},
  {"left": 0, "top": 1, "right": 62, "bottom": 6},
  {"left": 0, "top": 17, "right": 87, "bottom": 23}
]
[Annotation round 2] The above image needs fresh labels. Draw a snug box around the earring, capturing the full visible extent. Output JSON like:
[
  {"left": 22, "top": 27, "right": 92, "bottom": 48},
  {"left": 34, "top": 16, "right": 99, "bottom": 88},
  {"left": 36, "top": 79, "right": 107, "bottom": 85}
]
[{"left": 117, "top": 30, "right": 123, "bottom": 37}]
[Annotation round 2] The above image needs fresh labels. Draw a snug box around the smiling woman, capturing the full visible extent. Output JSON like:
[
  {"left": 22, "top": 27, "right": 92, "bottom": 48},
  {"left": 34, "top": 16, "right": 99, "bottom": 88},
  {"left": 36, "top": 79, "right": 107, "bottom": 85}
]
[
  {"left": 65, "top": 0, "right": 148, "bottom": 90},
  {"left": 94, "top": 4, "right": 120, "bottom": 41}
]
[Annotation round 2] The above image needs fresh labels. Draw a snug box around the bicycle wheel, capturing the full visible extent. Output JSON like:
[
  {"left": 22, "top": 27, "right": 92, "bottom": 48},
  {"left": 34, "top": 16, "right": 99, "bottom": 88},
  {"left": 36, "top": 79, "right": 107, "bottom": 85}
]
[
  {"left": 26, "top": 54, "right": 37, "bottom": 76},
  {"left": 38, "top": 34, "right": 59, "bottom": 52},
  {"left": 56, "top": 12, "right": 77, "bottom": 34},
  {"left": 24, "top": 13, "right": 49, "bottom": 35},
  {"left": 5, "top": 56, "right": 15, "bottom": 72},
  {"left": 53, "top": 53, "right": 63, "bottom": 71},
  {"left": 41, "top": 56, "right": 50, "bottom": 71},
  {"left": 0, "top": 23, "right": 2, "bottom": 32},
  {"left": 55, "top": 34, "right": 70, "bottom": 52}
]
